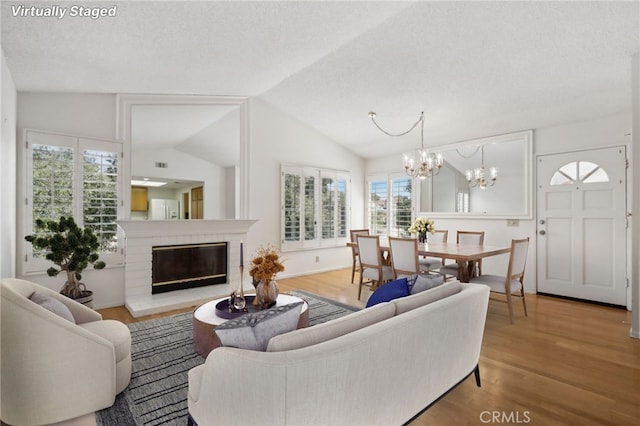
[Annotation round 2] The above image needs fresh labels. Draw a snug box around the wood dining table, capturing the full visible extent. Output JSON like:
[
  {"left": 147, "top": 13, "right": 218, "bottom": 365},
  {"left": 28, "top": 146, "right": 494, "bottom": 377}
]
[{"left": 347, "top": 238, "right": 511, "bottom": 283}]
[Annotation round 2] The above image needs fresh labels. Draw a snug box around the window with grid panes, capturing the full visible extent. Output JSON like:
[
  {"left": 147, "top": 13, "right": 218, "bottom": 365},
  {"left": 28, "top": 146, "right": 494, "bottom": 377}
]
[
  {"left": 83, "top": 148, "right": 120, "bottom": 253},
  {"left": 390, "top": 176, "right": 412, "bottom": 237},
  {"left": 367, "top": 178, "right": 388, "bottom": 236},
  {"left": 24, "top": 130, "right": 123, "bottom": 273},
  {"left": 367, "top": 173, "right": 415, "bottom": 237},
  {"left": 335, "top": 178, "right": 347, "bottom": 238},
  {"left": 304, "top": 176, "right": 316, "bottom": 240},
  {"left": 321, "top": 176, "right": 335, "bottom": 239},
  {"left": 281, "top": 165, "right": 350, "bottom": 251},
  {"left": 283, "top": 172, "right": 302, "bottom": 242}
]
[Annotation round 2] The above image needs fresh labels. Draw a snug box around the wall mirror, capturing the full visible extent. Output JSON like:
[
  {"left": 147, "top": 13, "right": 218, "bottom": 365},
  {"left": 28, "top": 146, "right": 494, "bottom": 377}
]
[
  {"left": 419, "top": 130, "right": 532, "bottom": 218},
  {"left": 117, "top": 95, "right": 249, "bottom": 220}
]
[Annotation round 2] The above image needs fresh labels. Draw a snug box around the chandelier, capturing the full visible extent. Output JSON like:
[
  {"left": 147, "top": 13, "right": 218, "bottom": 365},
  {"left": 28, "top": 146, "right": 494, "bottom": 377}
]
[
  {"left": 465, "top": 145, "right": 497, "bottom": 188},
  {"left": 368, "top": 111, "right": 443, "bottom": 179}
]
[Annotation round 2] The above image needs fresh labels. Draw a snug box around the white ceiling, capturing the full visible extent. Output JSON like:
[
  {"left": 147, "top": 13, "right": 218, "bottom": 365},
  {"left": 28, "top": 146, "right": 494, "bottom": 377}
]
[{"left": 2, "top": 1, "right": 638, "bottom": 159}]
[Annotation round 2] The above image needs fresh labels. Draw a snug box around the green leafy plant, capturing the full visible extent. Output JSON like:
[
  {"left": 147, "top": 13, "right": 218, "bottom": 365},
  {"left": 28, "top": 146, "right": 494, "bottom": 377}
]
[{"left": 24, "top": 216, "right": 106, "bottom": 299}]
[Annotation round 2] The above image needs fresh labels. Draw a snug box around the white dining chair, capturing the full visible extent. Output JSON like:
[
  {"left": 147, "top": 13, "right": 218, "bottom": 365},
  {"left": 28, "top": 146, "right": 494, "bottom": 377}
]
[
  {"left": 469, "top": 237, "right": 529, "bottom": 324},
  {"left": 388, "top": 237, "right": 420, "bottom": 278},
  {"left": 440, "top": 231, "right": 485, "bottom": 280},
  {"left": 356, "top": 235, "right": 395, "bottom": 300},
  {"left": 418, "top": 229, "right": 448, "bottom": 273},
  {"left": 349, "top": 229, "right": 370, "bottom": 284}
]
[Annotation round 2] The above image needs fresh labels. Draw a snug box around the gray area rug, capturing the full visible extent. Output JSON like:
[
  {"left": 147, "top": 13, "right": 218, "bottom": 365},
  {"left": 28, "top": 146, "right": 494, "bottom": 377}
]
[{"left": 96, "top": 291, "right": 358, "bottom": 426}]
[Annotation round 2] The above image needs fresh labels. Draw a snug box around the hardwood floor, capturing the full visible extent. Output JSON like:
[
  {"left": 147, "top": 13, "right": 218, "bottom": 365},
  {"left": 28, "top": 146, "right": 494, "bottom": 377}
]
[{"left": 99, "top": 269, "right": 640, "bottom": 425}]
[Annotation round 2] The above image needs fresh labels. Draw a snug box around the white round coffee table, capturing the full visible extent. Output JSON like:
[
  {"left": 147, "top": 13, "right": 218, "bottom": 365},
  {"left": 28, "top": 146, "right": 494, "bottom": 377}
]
[{"left": 192, "top": 294, "right": 309, "bottom": 357}]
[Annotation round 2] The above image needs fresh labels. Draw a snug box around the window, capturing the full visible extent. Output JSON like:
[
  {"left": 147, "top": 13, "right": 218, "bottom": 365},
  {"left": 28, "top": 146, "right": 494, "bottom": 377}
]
[
  {"left": 457, "top": 192, "right": 470, "bottom": 213},
  {"left": 281, "top": 165, "right": 350, "bottom": 251},
  {"left": 24, "top": 130, "right": 123, "bottom": 272},
  {"left": 367, "top": 174, "right": 413, "bottom": 237},
  {"left": 368, "top": 178, "right": 387, "bottom": 236},
  {"left": 550, "top": 161, "right": 610, "bottom": 186}
]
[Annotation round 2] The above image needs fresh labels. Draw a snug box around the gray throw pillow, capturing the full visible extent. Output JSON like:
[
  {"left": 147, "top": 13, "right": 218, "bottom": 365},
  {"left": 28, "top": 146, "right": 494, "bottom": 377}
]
[
  {"left": 409, "top": 273, "right": 445, "bottom": 294},
  {"left": 215, "top": 302, "right": 303, "bottom": 351},
  {"left": 29, "top": 291, "right": 76, "bottom": 323}
]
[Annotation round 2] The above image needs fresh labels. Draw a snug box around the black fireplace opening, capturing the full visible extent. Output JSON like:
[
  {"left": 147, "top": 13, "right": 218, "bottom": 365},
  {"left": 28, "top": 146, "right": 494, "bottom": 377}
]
[{"left": 152, "top": 242, "right": 228, "bottom": 294}]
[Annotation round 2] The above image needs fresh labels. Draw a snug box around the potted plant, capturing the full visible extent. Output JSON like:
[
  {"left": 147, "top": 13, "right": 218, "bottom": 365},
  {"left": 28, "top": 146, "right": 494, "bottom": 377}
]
[{"left": 24, "top": 216, "right": 106, "bottom": 308}]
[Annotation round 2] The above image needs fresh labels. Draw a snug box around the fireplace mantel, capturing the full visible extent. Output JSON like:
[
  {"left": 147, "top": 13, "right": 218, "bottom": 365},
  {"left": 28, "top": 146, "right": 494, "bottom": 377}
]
[
  {"left": 117, "top": 219, "right": 258, "bottom": 317},
  {"left": 117, "top": 219, "right": 257, "bottom": 238}
]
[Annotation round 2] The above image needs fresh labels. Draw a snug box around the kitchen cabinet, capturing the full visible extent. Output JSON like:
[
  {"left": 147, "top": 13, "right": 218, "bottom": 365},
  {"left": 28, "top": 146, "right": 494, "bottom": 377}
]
[
  {"left": 131, "top": 186, "right": 148, "bottom": 211},
  {"left": 191, "top": 186, "right": 203, "bottom": 219}
]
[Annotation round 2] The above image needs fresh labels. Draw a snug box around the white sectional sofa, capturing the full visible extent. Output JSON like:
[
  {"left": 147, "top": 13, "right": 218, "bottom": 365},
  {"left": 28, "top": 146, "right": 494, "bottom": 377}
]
[{"left": 188, "top": 281, "right": 490, "bottom": 426}]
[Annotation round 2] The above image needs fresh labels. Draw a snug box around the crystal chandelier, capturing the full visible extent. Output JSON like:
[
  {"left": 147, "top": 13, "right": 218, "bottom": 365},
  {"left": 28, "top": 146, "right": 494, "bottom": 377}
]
[
  {"left": 465, "top": 145, "right": 497, "bottom": 188},
  {"left": 368, "top": 111, "right": 443, "bottom": 179}
]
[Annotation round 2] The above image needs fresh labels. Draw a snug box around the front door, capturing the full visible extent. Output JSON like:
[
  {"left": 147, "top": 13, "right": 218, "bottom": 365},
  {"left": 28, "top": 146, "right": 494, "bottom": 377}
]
[{"left": 536, "top": 147, "right": 627, "bottom": 306}]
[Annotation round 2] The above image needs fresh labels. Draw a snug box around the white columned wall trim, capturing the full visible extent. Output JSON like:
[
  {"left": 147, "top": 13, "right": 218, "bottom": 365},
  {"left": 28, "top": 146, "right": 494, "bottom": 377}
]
[{"left": 115, "top": 94, "right": 251, "bottom": 220}]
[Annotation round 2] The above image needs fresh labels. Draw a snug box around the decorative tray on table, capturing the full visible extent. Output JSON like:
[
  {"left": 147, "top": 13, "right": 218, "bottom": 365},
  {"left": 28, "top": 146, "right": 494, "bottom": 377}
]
[{"left": 215, "top": 296, "right": 276, "bottom": 319}]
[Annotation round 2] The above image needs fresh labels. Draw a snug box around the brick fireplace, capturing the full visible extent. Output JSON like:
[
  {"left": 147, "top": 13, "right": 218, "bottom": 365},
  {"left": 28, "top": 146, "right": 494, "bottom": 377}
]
[{"left": 117, "top": 219, "right": 257, "bottom": 317}]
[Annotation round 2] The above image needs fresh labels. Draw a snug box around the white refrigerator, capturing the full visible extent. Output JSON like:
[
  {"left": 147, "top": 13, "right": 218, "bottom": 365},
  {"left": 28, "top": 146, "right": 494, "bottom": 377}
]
[{"left": 149, "top": 199, "right": 179, "bottom": 220}]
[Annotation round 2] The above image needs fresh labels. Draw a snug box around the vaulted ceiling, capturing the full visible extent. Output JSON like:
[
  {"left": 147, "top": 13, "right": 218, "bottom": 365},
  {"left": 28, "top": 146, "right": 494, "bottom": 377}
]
[{"left": 2, "top": 1, "right": 638, "bottom": 159}]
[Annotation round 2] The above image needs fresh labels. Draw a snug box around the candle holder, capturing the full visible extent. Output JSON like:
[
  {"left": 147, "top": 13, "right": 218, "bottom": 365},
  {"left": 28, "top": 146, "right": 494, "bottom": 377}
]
[{"left": 232, "top": 265, "right": 246, "bottom": 311}]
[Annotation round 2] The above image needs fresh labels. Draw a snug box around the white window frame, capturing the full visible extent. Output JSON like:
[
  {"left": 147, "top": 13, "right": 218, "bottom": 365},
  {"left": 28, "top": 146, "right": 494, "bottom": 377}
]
[
  {"left": 366, "top": 172, "right": 415, "bottom": 237},
  {"left": 550, "top": 160, "right": 611, "bottom": 186},
  {"left": 281, "top": 164, "right": 350, "bottom": 252},
  {"left": 22, "top": 129, "right": 124, "bottom": 274}
]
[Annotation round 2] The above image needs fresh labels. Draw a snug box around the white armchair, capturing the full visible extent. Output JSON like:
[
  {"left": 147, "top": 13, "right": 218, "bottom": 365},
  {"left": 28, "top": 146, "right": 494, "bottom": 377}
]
[{"left": 1, "top": 278, "right": 131, "bottom": 426}]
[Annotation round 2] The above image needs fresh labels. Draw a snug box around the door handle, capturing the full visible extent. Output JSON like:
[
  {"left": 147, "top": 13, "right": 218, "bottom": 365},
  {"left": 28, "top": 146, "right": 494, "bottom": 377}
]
[{"left": 539, "top": 230, "right": 546, "bottom": 235}]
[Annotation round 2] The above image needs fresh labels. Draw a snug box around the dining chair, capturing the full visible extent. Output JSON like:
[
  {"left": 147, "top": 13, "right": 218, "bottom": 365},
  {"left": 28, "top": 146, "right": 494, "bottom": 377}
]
[
  {"left": 469, "top": 237, "right": 529, "bottom": 324},
  {"left": 356, "top": 235, "right": 395, "bottom": 300},
  {"left": 388, "top": 237, "right": 420, "bottom": 278},
  {"left": 440, "top": 231, "right": 485, "bottom": 280},
  {"left": 418, "top": 229, "right": 448, "bottom": 273},
  {"left": 349, "top": 229, "right": 370, "bottom": 284}
]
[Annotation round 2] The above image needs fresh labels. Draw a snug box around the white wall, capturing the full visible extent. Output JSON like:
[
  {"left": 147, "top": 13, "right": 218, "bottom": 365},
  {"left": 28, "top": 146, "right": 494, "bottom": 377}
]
[
  {"left": 1, "top": 49, "right": 17, "bottom": 279},
  {"left": 17, "top": 92, "right": 116, "bottom": 139},
  {"left": 367, "top": 113, "right": 632, "bottom": 294},
  {"left": 225, "top": 166, "right": 238, "bottom": 219},
  {"left": 631, "top": 53, "right": 639, "bottom": 338},
  {"left": 535, "top": 114, "right": 631, "bottom": 155},
  {"left": 249, "top": 98, "right": 366, "bottom": 277},
  {"left": 183, "top": 106, "right": 240, "bottom": 168},
  {"left": 0, "top": 48, "right": 11, "bottom": 421},
  {"left": 431, "top": 164, "right": 458, "bottom": 212}
]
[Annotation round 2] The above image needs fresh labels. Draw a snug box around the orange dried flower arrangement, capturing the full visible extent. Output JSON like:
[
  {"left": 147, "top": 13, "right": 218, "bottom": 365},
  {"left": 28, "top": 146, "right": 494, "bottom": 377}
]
[{"left": 249, "top": 245, "right": 285, "bottom": 283}]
